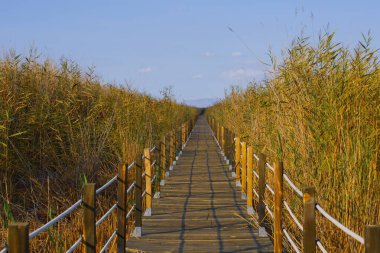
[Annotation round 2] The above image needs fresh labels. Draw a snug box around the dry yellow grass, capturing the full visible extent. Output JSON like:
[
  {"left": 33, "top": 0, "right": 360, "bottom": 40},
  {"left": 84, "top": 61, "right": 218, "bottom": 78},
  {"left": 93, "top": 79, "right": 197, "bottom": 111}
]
[
  {"left": 207, "top": 33, "right": 379, "bottom": 252},
  {"left": 0, "top": 50, "right": 197, "bottom": 251}
]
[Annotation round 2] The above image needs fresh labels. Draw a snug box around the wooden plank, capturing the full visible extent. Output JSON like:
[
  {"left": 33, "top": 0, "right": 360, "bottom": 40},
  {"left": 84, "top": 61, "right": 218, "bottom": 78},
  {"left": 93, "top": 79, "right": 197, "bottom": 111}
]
[{"left": 125, "top": 115, "right": 273, "bottom": 252}]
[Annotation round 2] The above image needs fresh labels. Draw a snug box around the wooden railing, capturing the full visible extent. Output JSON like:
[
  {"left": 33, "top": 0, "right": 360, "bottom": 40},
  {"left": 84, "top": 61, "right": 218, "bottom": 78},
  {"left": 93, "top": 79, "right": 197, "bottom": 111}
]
[
  {"left": 0, "top": 117, "right": 197, "bottom": 253},
  {"left": 207, "top": 116, "right": 380, "bottom": 253}
]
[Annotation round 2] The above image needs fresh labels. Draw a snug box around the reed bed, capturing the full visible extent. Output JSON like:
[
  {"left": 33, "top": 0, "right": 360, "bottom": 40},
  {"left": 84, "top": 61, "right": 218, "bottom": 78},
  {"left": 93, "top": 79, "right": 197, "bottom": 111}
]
[
  {"left": 0, "top": 50, "right": 197, "bottom": 251},
  {"left": 207, "top": 33, "right": 379, "bottom": 252}
]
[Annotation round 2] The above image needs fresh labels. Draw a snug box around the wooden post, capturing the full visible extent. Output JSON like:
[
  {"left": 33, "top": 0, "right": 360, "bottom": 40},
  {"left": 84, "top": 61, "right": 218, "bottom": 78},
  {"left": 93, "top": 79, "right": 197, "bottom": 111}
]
[
  {"left": 133, "top": 156, "right": 142, "bottom": 237},
  {"left": 228, "top": 130, "right": 235, "bottom": 171},
  {"left": 83, "top": 183, "right": 96, "bottom": 253},
  {"left": 303, "top": 187, "right": 316, "bottom": 253},
  {"left": 181, "top": 124, "right": 186, "bottom": 147},
  {"left": 365, "top": 225, "right": 380, "bottom": 253},
  {"left": 8, "top": 222, "right": 29, "bottom": 253},
  {"left": 217, "top": 123, "right": 220, "bottom": 145},
  {"left": 234, "top": 137, "right": 241, "bottom": 184},
  {"left": 221, "top": 126, "right": 225, "bottom": 154},
  {"left": 117, "top": 163, "right": 127, "bottom": 251},
  {"left": 274, "top": 160, "right": 283, "bottom": 253},
  {"left": 241, "top": 142, "right": 247, "bottom": 199},
  {"left": 144, "top": 148, "right": 152, "bottom": 216},
  {"left": 160, "top": 136, "right": 166, "bottom": 186},
  {"left": 258, "top": 153, "right": 267, "bottom": 237},
  {"left": 153, "top": 147, "right": 160, "bottom": 198},
  {"left": 169, "top": 130, "right": 174, "bottom": 170},
  {"left": 247, "top": 145, "right": 254, "bottom": 214}
]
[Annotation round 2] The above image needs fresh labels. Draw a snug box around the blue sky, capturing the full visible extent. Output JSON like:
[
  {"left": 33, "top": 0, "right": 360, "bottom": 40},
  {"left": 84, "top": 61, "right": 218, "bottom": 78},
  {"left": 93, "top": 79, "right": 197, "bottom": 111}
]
[{"left": 1, "top": 1, "right": 379, "bottom": 103}]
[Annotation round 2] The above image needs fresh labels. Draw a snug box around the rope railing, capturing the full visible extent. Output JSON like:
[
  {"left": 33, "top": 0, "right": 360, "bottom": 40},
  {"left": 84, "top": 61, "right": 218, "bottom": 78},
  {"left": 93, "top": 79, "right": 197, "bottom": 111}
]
[
  {"left": 265, "top": 202, "right": 274, "bottom": 219},
  {"left": 29, "top": 199, "right": 83, "bottom": 239},
  {"left": 127, "top": 181, "right": 136, "bottom": 194},
  {"left": 126, "top": 204, "right": 136, "bottom": 220},
  {"left": 207, "top": 116, "right": 379, "bottom": 253},
  {"left": 283, "top": 228, "right": 301, "bottom": 253},
  {"left": 265, "top": 162, "right": 274, "bottom": 172},
  {"left": 265, "top": 183, "right": 274, "bottom": 195},
  {"left": 316, "top": 204, "right": 364, "bottom": 244},
  {"left": 99, "top": 230, "right": 117, "bottom": 253},
  {"left": 150, "top": 146, "right": 157, "bottom": 153},
  {"left": 317, "top": 240, "right": 328, "bottom": 253},
  {"left": 253, "top": 169, "right": 259, "bottom": 179},
  {"left": 96, "top": 175, "right": 118, "bottom": 195},
  {"left": 283, "top": 174, "right": 303, "bottom": 197},
  {"left": 283, "top": 200, "right": 303, "bottom": 231},
  {"left": 65, "top": 237, "right": 82, "bottom": 253},
  {"left": 2, "top": 117, "right": 197, "bottom": 253},
  {"left": 96, "top": 203, "right": 118, "bottom": 227}
]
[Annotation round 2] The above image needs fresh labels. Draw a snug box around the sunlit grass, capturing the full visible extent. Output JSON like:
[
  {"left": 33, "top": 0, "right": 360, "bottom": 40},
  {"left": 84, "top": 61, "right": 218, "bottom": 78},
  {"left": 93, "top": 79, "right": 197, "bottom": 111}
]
[
  {"left": 207, "top": 32, "right": 379, "bottom": 252},
  {"left": 0, "top": 50, "right": 197, "bottom": 251}
]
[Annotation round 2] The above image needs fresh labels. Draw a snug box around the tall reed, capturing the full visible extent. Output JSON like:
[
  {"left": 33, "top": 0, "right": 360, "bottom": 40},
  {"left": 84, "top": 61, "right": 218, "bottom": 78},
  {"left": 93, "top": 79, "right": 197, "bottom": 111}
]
[
  {"left": 207, "top": 33, "right": 379, "bottom": 252},
  {"left": 0, "top": 50, "right": 197, "bottom": 251}
]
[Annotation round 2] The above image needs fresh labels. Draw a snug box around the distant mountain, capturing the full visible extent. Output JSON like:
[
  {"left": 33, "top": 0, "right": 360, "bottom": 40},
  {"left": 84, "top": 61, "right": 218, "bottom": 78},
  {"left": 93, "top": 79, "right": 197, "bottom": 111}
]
[{"left": 183, "top": 98, "right": 220, "bottom": 108}]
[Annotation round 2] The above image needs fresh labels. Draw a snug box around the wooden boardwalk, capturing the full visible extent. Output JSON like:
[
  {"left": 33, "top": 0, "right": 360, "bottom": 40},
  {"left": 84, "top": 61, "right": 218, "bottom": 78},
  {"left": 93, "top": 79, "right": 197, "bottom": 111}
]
[{"left": 126, "top": 116, "right": 273, "bottom": 252}]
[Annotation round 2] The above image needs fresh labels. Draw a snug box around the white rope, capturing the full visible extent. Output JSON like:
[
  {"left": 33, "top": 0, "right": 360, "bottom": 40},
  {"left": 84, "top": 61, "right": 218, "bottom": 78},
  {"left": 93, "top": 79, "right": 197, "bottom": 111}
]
[
  {"left": 96, "top": 204, "right": 117, "bottom": 227},
  {"left": 265, "top": 183, "right": 274, "bottom": 195},
  {"left": 29, "top": 199, "right": 82, "bottom": 239},
  {"left": 127, "top": 161, "right": 135, "bottom": 171},
  {"left": 253, "top": 170, "right": 259, "bottom": 179},
  {"left": 265, "top": 162, "right": 274, "bottom": 172},
  {"left": 126, "top": 204, "right": 136, "bottom": 219},
  {"left": 142, "top": 190, "right": 146, "bottom": 197},
  {"left": 266, "top": 205, "right": 274, "bottom": 219},
  {"left": 253, "top": 188, "right": 259, "bottom": 198},
  {"left": 283, "top": 174, "right": 303, "bottom": 197},
  {"left": 283, "top": 228, "right": 301, "bottom": 253},
  {"left": 150, "top": 146, "right": 157, "bottom": 153},
  {"left": 151, "top": 175, "right": 157, "bottom": 183},
  {"left": 127, "top": 181, "right": 136, "bottom": 194},
  {"left": 99, "top": 230, "right": 117, "bottom": 253},
  {"left": 151, "top": 160, "right": 157, "bottom": 167},
  {"left": 317, "top": 240, "right": 328, "bottom": 253},
  {"left": 96, "top": 175, "right": 118, "bottom": 195},
  {"left": 253, "top": 153, "right": 260, "bottom": 161},
  {"left": 283, "top": 200, "right": 303, "bottom": 231},
  {"left": 316, "top": 204, "right": 364, "bottom": 244},
  {"left": 65, "top": 236, "right": 82, "bottom": 253}
]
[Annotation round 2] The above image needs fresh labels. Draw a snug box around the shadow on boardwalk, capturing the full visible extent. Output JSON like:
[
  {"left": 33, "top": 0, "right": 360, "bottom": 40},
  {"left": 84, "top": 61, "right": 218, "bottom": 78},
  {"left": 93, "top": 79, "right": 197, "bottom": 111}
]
[{"left": 126, "top": 115, "right": 273, "bottom": 252}]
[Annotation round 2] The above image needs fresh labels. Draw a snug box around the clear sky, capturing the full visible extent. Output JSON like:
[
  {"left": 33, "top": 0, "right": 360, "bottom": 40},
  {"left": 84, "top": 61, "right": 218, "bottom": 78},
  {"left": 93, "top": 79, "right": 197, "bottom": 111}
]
[{"left": 1, "top": 1, "right": 379, "bottom": 103}]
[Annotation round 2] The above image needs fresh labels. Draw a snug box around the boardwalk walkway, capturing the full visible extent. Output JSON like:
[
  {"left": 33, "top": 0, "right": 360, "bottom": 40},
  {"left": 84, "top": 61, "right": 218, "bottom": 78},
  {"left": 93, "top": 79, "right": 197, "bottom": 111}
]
[{"left": 126, "top": 116, "right": 273, "bottom": 252}]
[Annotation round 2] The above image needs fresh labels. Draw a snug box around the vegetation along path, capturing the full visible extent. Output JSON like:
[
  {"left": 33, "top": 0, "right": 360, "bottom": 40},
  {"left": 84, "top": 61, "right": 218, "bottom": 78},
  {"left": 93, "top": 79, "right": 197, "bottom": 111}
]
[{"left": 126, "top": 115, "right": 273, "bottom": 252}]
